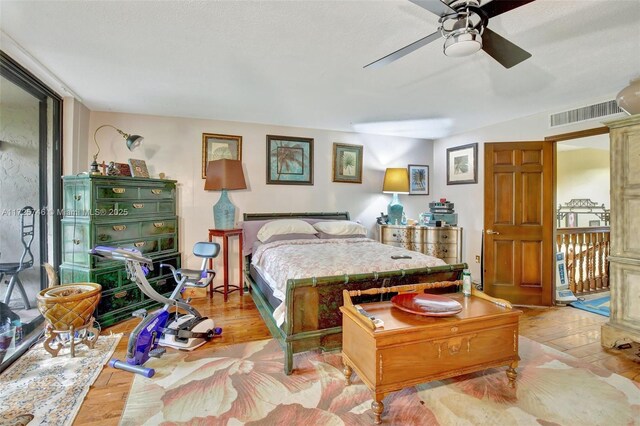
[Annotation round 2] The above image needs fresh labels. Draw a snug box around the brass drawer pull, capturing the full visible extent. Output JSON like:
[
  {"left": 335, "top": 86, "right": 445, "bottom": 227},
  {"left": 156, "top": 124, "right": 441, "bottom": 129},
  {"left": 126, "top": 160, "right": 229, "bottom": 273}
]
[
  {"left": 114, "top": 290, "right": 128, "bottom": 299},
  {"left": 153, "top": 222, "right": 165, "bottom": 228},
  {"left": 134, "top": 241, "right": 146, "bottom": 248},
  {"left": 112, "top": 225, "right": 127, "bottom": 232},
  {"left": 151, "top": 189, "right": 162, "bottom": 195},
  {"left": 112, "top": 188, "right": 126, "bottom": 194},
  {"left": 442, "top": 235, "right": 448, "bottom": 239},
  {"left": 133, "top": 203, "right": 144, "bottom": 209}
]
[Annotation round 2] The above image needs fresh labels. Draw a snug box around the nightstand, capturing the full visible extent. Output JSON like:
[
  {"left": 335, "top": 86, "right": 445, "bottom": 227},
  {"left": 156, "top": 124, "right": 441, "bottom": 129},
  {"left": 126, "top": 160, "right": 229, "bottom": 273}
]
[{"left": 208, "top": 228, "right": 244, "bottom": 301}]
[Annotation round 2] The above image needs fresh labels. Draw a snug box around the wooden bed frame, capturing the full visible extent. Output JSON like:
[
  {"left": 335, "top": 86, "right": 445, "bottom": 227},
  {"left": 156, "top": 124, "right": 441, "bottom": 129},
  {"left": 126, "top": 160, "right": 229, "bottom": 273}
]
[{"left": 243, "top": 212, "right": 467, "bottom": 374}]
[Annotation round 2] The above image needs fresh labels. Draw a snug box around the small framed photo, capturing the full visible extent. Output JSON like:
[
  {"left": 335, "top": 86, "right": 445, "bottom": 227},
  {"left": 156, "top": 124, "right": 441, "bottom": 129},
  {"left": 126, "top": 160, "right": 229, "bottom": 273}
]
[
  {"left": 589, "top": 220, "right": 601, "bottom": 227},
  {"left": 266, "top": 135, "right": 314, "bottom": 185},
  {"left": 115, "top": 162, "right": 131, "bottom": 177},
  {"left": 447, "top": 143, "right": 478, "bottom": 185},
  {"left": 202, "top": 133, "right": 242, "bottom": 178},
  {"left": 565, "top": 212, "right": 577, "bottom": 227},
  {"left": 408, "top": 164, "right": 429, "bottom": 195},
  {"left": 332, "top": 143, "right": 363, "bottom": 184},
  {"left": 128, "top": 159, "right": 149, "bottom": 178}
]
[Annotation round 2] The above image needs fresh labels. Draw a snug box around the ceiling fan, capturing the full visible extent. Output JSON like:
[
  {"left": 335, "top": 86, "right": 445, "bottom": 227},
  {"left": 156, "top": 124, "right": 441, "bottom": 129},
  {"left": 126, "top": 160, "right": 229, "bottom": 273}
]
[{"left": 365, "top": 0, "right": 536, "bottom": 69}]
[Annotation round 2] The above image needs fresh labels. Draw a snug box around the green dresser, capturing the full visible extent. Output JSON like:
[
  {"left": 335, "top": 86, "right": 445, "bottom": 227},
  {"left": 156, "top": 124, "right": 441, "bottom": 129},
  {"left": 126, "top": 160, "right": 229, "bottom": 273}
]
[{"left": 59, "top": 175, "right": 181, "bottom": 327}]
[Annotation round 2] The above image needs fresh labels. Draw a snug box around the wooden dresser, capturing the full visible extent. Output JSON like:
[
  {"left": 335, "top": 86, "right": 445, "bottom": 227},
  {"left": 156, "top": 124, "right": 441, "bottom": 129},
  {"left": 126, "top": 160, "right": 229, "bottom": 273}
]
[
  {"left": 59, "top": 175, "right": 181, "bottom": 327},
  {"left": 340, "top": 287, "right": 520, "bottom": 424},
  {"left": 602, "top": 114, "right": 640, "bottom": 348},
  {"left": 378, "top": 224, "right": 462, "bottom": 264}
]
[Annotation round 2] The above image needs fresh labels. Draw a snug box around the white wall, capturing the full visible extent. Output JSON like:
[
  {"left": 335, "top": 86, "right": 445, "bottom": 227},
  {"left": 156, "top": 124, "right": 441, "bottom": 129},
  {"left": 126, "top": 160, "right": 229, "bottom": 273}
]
[
  {"left": 85, "top": 112, "right": 435, "bottom": 282},
  {"left": 433, "top": 97, "right": 625, "bottom": 281},
  {"left": 557, "top": 148, "right": 610, "bottom": 227},
  {"left": 62, "top": 97, "right": 90, "bottom": 175}
]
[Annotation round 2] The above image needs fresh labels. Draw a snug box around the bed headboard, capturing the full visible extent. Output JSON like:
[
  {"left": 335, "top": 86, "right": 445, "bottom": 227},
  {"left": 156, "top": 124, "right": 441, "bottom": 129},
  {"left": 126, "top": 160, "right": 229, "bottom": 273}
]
[
  {"left": 243, "top": 211, "right": 350, "bottom": 221},
  {"left": 241, "top": 211, "right": 350, "bottom": 257}
]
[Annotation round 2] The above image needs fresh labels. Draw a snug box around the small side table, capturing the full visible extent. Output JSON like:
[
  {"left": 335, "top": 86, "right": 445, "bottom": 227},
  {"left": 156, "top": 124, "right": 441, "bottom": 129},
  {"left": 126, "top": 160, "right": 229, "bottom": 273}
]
[{"left": 208, "top": 228, "right": 244, "bottom": 302}]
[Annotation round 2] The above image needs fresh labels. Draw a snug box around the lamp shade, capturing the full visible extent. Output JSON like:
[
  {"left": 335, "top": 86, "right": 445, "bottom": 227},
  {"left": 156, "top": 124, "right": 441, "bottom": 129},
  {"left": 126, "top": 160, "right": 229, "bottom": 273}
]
[
  {"left": 204, "top": 159, "right": 247, "bottom": 191},
  {"left": 126, "top": 135, "right": 144, "bottom": 151},
  {"left": 382, "top": 168, "right": 410, "bottom": 194}
]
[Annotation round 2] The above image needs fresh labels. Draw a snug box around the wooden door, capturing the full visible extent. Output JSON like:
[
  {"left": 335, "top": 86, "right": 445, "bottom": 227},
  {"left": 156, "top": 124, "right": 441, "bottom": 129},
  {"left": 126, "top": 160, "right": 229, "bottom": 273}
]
[{"left": 484, "top": 142, "right": 554, "bottom": 305}]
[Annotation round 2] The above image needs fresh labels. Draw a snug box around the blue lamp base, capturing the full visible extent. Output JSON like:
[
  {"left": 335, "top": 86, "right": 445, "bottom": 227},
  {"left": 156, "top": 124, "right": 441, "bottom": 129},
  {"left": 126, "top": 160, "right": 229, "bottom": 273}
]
[
  {"left": 213, "top": 189, "right": 236, "bottom": 229},
  {"left": 387, "top": 193, "right": 403, "bottom": 225}
]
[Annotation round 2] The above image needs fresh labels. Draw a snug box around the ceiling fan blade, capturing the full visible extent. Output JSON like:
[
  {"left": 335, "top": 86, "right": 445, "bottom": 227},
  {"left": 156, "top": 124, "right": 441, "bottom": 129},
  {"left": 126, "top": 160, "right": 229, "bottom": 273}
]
[
  {"left": 482, "top": 27, "right": 531, "bottom": 68},
  {"left": 480, "top": 0, "right": 537, "bottom": 19},
  {"left": 408, "top": 0, "right": 456, "bottom": 17},
  {"left": 364, "top": 31, "right": 441, "bottom": 68}
]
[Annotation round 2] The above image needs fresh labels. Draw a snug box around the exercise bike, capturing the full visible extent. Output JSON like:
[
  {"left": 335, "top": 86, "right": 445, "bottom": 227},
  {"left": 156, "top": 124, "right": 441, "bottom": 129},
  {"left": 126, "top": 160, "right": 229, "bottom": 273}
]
[{"left": 90, "top": 243, "right": 222, "bottom": 377}]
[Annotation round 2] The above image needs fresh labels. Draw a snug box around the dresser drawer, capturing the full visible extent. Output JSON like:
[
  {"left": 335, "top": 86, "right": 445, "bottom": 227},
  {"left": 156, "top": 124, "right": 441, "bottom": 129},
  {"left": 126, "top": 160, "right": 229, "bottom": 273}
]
[
  {"left": 140, "top": 185, "right": 175, "bottom": 200},
  {"left": 381, "top": 226, "right": 410, "bottom": 244},
  {"left": 412, "top": 228, "right": 460, "bottom": 244},
  {"left": 95, "top": 222, "right": 141, "bottom": 243},
  {"left": 141, "top": 219, "right": 177, "bottom": 236},
  {"left": 412, "top": 243, "right": 459, "bottom": 260},
  {"left": 96, "top": 200, "right": 175, "bottom": 217},
  {"left": 97, "top": 284, "right": 143, "bottom": 316},
  {"left": 96, "top": 184, "right": 139, "bottom": 200}
]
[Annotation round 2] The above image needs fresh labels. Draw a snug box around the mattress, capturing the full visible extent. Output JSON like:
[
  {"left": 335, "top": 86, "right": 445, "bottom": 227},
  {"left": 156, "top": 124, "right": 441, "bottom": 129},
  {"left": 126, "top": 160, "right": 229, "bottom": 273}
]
[{"left": 251, "top": 238, "right": 447, "bottom": 326}]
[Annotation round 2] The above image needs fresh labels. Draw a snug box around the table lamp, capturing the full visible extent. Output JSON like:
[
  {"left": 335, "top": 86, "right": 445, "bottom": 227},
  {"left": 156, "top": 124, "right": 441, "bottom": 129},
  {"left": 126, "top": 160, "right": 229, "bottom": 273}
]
[
  {"left": 204, "top": 159, "right": 247, "bottom": 229},
  {"left": 91, "top": 125, "right": 144, "bottom": 175},
  {"left": 382, "top": 168, "right": 410, "bottom": 225}
]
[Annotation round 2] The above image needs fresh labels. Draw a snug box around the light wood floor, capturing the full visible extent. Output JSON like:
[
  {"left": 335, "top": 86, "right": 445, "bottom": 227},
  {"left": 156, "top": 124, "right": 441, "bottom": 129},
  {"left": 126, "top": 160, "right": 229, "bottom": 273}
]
[{"left": 75, "top": 290, "right": 640, "bottom": 425}]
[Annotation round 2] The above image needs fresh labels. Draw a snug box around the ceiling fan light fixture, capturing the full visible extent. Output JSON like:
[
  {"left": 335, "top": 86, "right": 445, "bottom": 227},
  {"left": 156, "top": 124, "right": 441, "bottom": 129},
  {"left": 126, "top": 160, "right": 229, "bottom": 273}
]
[{"left": 443, "top": 30, "right": 482, "bottom": 57}]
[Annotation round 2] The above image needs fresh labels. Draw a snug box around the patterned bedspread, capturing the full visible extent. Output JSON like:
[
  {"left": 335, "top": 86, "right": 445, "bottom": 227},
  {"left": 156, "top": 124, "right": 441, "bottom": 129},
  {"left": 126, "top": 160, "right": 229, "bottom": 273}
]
[{"left": 252, "top": 238, "right": 446, "bottom": 305}]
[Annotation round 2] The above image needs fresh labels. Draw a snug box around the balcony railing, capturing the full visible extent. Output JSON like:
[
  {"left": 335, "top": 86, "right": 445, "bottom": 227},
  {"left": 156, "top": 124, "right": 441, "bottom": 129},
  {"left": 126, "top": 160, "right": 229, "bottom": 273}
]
[{"left": 556, "top": 227, "right": 610, "bottom": 295}]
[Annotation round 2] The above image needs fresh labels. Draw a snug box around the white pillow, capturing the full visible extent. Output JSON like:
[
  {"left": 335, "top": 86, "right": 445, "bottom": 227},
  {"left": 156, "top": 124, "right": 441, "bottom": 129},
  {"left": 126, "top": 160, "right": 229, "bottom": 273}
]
[
  {"left": 257, "top": 219, "right": 317, "bottom": 243},
  {"left": 312, "top": 220, "right": 367, "bottom": 236}
]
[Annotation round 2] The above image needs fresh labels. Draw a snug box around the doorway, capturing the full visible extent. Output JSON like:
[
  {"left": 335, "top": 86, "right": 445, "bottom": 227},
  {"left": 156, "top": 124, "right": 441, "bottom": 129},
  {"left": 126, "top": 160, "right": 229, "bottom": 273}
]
[
  {"left": 0, "top": 52, "right": 62, "bottom": 371},
  {"left": 549, "top": 127, "right": 611, "bottom": 296}
]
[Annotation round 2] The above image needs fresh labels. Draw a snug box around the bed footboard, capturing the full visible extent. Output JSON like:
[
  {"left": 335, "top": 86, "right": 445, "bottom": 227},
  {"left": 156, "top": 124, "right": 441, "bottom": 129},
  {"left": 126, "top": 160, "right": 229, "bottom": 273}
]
[{"left": 247, "top": 263, "right": 466, "bottom": 374}]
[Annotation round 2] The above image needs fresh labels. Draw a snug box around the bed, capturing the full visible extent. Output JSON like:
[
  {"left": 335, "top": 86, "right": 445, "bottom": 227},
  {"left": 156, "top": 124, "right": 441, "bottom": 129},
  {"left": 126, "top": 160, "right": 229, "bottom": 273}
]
[{"left": 242, "top": 211, "right": 467, "bottom": 374}]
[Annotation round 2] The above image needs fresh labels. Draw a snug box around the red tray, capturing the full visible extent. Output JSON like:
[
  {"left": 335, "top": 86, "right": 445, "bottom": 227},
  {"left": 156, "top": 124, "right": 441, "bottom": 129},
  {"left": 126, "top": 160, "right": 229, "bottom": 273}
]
[{"left": 391, "top": 293, "right": 463, "bottom": 316}]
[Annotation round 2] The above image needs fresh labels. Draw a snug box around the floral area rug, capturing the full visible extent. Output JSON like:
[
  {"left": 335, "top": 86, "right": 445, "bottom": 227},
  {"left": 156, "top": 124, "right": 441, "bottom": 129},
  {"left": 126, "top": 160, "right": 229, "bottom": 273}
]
[
  {"left": 0, "top": 333, "right": 121, "bottom": 426},
  {"left": 121, "top": 336, "right": 640, "bottom": 425}
]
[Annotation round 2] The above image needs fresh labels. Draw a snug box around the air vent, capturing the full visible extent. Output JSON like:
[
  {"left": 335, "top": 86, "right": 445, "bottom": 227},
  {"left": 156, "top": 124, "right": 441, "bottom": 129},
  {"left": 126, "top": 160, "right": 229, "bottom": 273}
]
[{"left": 550, "top": 100, "right": 623, "bottom": 128}]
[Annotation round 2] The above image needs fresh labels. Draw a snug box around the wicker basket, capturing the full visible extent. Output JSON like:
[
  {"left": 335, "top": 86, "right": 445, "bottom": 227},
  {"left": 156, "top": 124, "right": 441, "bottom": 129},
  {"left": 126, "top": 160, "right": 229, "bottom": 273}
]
[{"left": 36, "top": 283, "right": 102, "bottom": 331}]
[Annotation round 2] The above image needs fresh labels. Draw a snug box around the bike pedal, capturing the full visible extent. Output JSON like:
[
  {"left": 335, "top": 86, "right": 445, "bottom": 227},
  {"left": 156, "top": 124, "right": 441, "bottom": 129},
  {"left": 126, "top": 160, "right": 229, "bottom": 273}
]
[
  {"left": 149, "top": 347, "right": 166, "bottom": 358},
  {"left": 132, "top": 309, "right": 147, "bottom": 318}
]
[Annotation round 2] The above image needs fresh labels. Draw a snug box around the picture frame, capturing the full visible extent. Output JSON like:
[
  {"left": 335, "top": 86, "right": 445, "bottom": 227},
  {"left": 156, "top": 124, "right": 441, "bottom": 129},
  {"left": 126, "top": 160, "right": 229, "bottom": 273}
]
[
  {"left": 332, "top": 143, "right": 363, "bottom": 184},
  {"left": 266, "top": 135, "right": 314, "bottom": 185},
  {"left": 128, "top": 159, "right": 149, "bottom": 178},
  {"left": 202, "top": 133, "right": 242, "bottom": 178},
  {"left": 408, "top": 164, "right": 429, "bottom": 195},
  {"left": 114, "top": 162, "right": 131, "bottom": 177},
  {"left": 446, "top": 143, "right": 478, "bottom": 185},
  {"left": 589, "top": 219, "right": 601, "bottom": 227},
  {"left": 565, "top": 212, "right": 577, "bottom": 228}
]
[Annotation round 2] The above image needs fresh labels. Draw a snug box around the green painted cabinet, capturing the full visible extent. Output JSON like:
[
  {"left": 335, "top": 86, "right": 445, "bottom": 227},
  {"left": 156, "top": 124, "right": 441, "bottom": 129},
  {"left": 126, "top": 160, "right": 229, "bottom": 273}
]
[{"left": 60, "top": 175, "right": 181, "bottom": 327}]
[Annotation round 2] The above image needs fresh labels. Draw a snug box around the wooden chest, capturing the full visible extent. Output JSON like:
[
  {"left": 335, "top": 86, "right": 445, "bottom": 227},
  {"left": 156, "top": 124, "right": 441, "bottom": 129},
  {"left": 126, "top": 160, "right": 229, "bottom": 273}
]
[
  {"left": 340, "top": 293, "right": 520, "bottom": 424},
  {"left": 59, "top": 175, "right": 181, "bottom": 326}
]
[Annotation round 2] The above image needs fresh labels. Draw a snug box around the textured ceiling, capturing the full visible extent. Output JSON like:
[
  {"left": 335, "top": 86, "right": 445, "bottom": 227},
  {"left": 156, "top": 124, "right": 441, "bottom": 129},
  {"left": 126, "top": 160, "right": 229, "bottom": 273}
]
[{"left": 1, "top": 0, "right": 639, "bottom": 137}]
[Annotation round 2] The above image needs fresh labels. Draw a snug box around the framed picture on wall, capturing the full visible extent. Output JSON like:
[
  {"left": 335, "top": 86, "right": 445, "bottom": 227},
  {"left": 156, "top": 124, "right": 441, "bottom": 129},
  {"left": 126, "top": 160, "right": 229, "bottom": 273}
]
[
  {"left": 408, "top": 164, "right": 429, "bottom": 195},
  {"left": 266, "top": 135, "right": 314, "bottom": 185},
  {"left": 332, "top": 143, "right": 363, "bottom": 183},
  {"left": 202, "top": 133, "right": 242, "bottom": 178},
  {"left": 446, "top": 143, "right": 478, "bottom": 185}
]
